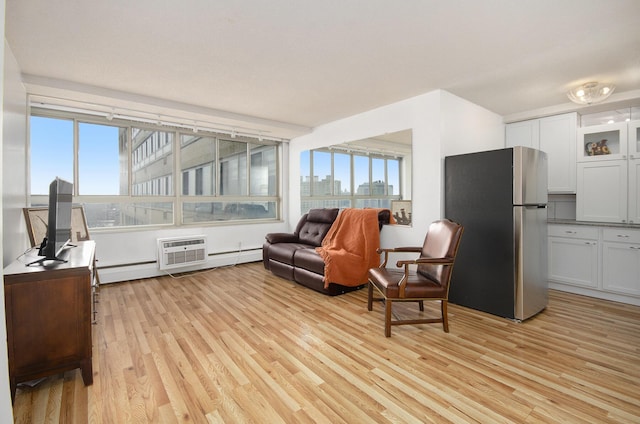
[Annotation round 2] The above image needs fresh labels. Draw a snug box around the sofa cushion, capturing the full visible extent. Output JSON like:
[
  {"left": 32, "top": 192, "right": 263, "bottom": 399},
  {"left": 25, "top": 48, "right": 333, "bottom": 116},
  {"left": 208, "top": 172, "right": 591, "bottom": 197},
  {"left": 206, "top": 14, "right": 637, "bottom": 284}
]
[
  {"left": 298, "top": 221, "right": 332, "bottom": 246},
  {"left": 267, "top": 242, "right": 310, "bottom": 266},
  {"left": 297, "top": 208, "right": 339, "bottom": 246},
  {"left": 294, "top": 248, "right": 325, "bottom": 275},
  {"left": 306, "top": 208, "right": 339, "bottom": 223}
]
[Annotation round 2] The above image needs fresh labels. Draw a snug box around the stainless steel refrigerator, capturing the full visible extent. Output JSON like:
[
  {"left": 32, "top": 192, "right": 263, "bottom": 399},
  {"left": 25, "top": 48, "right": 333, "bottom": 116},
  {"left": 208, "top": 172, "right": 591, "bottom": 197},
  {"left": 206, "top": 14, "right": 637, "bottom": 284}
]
[{"left": 444, "top": 146, "right": 548, "bottom": 321}]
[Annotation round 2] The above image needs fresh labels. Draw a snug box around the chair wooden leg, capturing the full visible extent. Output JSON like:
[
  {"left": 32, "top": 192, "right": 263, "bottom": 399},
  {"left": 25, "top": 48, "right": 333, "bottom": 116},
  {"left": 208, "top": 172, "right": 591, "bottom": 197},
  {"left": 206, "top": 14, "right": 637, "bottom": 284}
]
[
  {"left": 442, "top": 300, "right": 449, "bottom": 333},
  {"left": 367, "top": 282, "right": 374, "bottom": 311},
  {"left": 385, "top": 299, "right": 392, "bottom": 337}
]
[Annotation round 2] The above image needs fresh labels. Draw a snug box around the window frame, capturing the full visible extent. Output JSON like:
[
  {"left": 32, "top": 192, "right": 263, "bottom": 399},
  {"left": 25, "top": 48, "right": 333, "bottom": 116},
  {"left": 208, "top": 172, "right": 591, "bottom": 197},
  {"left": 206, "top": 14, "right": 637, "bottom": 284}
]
[
  {"left": 300, "top": 148, "right": 402, "bottom": 213},
  {"left": 29, "top": 108, "right": 281, "bottom": 231}
]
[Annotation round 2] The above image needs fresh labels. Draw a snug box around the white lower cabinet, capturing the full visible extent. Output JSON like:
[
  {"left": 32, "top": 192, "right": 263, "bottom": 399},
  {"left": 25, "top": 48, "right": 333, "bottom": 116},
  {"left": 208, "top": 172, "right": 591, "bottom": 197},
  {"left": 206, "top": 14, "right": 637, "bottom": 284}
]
[
  {"left": 548, "top": 224, "right": 640, "bottom": 305},
  {"left": 548, "top": 225, "right": 599, "bottom": 289},
  {"left": 601, "top": 228, "right": 640, "bottom": 296}
]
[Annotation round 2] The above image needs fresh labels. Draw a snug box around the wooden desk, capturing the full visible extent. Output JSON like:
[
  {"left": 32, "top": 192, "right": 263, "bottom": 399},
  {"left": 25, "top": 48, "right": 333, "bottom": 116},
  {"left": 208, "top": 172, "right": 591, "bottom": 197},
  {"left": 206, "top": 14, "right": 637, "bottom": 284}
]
[{"left": 3, "top": 241, "right": 95, "bottom": 401}]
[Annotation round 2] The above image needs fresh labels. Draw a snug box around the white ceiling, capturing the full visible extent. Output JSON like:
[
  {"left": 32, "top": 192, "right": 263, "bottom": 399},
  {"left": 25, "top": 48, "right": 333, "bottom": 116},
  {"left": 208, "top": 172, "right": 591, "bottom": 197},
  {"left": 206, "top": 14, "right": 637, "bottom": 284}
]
[{"left": 5, "top": 0, "right": 640, "bottom": 134}]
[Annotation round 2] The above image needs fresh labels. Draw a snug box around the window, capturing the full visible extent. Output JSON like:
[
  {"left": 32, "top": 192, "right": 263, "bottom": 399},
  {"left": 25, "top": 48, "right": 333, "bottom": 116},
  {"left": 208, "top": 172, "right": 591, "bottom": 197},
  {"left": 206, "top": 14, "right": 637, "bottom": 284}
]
[
  {"left": 180, "top": 134, "right": 215, "bottom": 196},
  {"left": 30, "top": 116, "right": 73, "bottom": 195},
  {"left": 78, "top": 122, "right": 127, "bottom": 195},
  {"left": 219, "top": 139, "right": 247, "bottom": 196},
  {"left": 300, "top": 149, "right": 402, "bottom": 213},
  {"left": 29, "top": 109, "right": 281, "bottom": 229},
  {"left": 131, "top": 128, "right": 174, "bottom": 196}
]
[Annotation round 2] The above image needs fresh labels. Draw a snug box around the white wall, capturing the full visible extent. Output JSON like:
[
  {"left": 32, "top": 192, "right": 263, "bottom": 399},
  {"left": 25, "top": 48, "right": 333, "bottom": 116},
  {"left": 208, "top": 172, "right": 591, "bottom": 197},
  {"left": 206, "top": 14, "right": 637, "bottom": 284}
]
[
  {"left": 2, "top": 41, "right": 28, "bottom": 264},
  {"left": 1, "top": 29, "right": 19, "bottom": 423},
  {"left": 289, "top": 90, "right": 504, "bottom": 249}
]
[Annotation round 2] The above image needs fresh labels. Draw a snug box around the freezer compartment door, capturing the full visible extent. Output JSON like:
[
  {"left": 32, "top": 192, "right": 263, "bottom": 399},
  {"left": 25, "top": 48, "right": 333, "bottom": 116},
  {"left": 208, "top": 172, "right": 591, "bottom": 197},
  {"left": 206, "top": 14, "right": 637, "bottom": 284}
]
[
  {"left": 514, "top": 205, "right": 548, "bottom": 320},
  {"left": 513, "top": 146, "right": 548, "bottom": 206}
]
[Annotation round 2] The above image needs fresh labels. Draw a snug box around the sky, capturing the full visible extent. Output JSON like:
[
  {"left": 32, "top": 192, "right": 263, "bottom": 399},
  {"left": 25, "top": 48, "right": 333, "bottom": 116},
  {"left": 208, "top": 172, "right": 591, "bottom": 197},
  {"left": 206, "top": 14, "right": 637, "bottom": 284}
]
[{"left": 31, "top": 116, "right": 121, "bottom": 195}]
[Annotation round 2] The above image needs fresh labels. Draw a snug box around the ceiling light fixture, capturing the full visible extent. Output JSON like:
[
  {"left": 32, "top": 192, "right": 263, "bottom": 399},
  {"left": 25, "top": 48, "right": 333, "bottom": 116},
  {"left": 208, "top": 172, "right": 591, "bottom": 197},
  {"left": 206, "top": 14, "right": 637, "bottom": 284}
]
[{"left": 567, "top": 82, "right": 615, "bottom": 105}]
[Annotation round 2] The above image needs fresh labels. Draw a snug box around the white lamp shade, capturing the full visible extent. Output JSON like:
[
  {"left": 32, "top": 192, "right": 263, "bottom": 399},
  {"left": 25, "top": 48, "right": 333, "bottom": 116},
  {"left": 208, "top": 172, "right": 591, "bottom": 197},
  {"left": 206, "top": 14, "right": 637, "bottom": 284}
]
[{"left": 567, "top": 82, "right": 615, "bottom": 105}]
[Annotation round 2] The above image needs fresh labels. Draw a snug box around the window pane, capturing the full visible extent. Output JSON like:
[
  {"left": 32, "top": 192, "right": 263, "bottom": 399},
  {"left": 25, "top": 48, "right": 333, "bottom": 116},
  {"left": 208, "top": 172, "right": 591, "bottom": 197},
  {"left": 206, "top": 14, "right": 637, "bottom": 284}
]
[
  {"left": 219, "top": 139, "right": 247, "bottom": 195},
  {"left": 180, "top": 134, "right": 215, "bottom": 196},
  {"left": 355, "top": 198, "right": 391, "bottom": 208},
  {"left": 30, "top": 116, "right": 73, "bottom": 194},
  {"left": 354, "top": 155, "right": 370, "bottom": 194},
  {"left": 300, "top": 150, "right": 311, "bottom": 197},
  {"left": 131, "top": 128, "right": 174, "bottom": 196},
  {"left": 250, "top": 144, "right": 276, "bottom": 196},
  {"left": 301, "top": 198, "right": 351, "bottom": 215},
  {"left": 387, "top": 159, "right": 400, "bottom": 196},
  {"left": 78, "top": 122, "right": 127, "bottom": 195},
  {"left": 312, "top": 151, "right": 332, "bottom": 195},
  {"left": 371, "top": 158, "right": 385, "bottom": 195},
  {"left": 333, "top": 153, "right": 351, "bottom": 195},
  {"left": 182, "top": 201, "right": 275, "bottom": 223},
  {"left": 82, "top": 202, "right": 173, "bottom": 228}
]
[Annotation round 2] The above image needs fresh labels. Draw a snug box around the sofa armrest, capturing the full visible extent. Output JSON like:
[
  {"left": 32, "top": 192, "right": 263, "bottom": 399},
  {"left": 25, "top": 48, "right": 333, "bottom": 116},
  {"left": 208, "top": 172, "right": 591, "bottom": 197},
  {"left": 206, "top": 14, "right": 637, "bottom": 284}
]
[{"left": 265, "top": 232, "right": 300, "bottom": 244}]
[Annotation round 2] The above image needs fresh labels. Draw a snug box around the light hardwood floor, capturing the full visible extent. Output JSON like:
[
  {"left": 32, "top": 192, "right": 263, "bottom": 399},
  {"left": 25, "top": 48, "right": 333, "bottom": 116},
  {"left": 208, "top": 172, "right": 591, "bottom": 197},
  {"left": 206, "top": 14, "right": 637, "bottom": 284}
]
[{"left": 12, "top": 262, "right": 640, "bottom": 423}]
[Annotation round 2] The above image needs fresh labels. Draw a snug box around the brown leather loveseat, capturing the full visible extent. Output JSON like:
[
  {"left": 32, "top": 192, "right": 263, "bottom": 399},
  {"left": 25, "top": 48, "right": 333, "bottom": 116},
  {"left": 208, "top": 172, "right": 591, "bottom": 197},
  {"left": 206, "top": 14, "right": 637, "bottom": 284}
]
[{"left": 263, "top": 208, "right": 390, "bottom": 295}]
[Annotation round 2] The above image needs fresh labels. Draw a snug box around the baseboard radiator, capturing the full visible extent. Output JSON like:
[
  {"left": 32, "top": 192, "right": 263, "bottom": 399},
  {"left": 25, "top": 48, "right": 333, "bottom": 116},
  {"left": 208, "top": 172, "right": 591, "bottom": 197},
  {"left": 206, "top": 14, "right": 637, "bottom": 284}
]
[{"left": 157, "top": 235, "right": 207, "bottom": 271}]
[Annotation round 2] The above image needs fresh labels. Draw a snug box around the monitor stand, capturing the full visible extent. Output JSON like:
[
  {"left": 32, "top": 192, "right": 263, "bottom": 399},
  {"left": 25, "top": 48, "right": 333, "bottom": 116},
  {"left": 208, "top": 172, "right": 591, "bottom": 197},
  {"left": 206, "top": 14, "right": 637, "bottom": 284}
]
[
  {"left": 26, "top": 238, "right": 69, "bottom": 267},
  {"left": 26, "top": 256, "right": 67, "bottom": 267}
]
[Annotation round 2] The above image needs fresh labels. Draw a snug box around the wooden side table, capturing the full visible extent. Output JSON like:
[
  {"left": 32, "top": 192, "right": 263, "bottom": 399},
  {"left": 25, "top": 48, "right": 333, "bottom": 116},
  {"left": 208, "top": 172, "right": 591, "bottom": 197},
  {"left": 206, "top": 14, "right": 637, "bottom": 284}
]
[{"left": 3, "top": 240, "right": 95, "bottom": 401}]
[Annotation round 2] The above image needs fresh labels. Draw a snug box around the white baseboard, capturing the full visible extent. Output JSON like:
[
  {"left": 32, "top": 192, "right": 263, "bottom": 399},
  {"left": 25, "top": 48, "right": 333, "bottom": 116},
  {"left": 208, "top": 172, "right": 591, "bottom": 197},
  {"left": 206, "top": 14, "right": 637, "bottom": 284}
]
[
  {"left": 549, "top": 282, "right": 640, "bottom": 307},
  {"left": 98, "top": 248, "right": 262, "bottom": 284}
]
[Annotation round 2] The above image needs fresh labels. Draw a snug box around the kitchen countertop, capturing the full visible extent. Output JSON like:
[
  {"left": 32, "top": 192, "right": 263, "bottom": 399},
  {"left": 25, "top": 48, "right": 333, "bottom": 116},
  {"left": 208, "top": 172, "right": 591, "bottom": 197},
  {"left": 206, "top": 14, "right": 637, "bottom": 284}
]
[{"left": 548, "top": 219, "right": 640, "bottom": 229}]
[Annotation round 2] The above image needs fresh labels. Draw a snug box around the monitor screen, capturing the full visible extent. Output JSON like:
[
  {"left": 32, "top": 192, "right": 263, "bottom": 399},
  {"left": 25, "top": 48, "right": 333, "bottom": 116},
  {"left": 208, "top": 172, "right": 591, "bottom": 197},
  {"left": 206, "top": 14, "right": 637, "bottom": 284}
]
[{"left": 41, "top": 177, "right": 73, "bottom": 260}]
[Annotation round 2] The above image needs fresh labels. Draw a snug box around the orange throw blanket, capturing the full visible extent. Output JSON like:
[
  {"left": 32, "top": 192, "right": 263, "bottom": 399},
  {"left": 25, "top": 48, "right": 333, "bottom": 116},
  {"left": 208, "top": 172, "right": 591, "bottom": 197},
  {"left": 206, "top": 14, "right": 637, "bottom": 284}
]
[{"left": 316, "top": 208, "right": 381, "bottom": 288}]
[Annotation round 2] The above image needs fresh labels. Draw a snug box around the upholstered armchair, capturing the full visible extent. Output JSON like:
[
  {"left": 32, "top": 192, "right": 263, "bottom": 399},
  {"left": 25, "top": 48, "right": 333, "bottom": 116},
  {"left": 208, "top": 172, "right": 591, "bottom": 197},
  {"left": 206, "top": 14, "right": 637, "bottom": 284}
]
[{"left": 367, "top": 219, "right": 464, "bottom": 336}]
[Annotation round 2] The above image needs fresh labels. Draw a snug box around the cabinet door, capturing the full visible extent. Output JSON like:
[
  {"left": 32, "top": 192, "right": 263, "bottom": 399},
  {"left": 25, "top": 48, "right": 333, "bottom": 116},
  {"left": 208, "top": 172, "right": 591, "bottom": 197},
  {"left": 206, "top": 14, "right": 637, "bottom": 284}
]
[
  {"left": 539, "top": 113, "right": 577, "bottom": 193},
  {"left": 8, "top": 274, "right": 90, "bottom": 375},
  {"left": 576, "top": 161, "right": 627, "bottom": 223},
  {"left": 629, "top": 120, "right": 640, "bottom": 158},
  {"left": 577, "top": 122, "right": 628, "bottom": 162},
  {"left": 506, "top": 120, "right": 538, "bottom": 148},
  {"left": 629, "top": 156, "right": 640, "bottom": 224},
  {"left": 548, "top": 236, "right": 599, "bottom": 288},
  {"left": 602, "top": 242, "right": 640, "bottom": 296}
]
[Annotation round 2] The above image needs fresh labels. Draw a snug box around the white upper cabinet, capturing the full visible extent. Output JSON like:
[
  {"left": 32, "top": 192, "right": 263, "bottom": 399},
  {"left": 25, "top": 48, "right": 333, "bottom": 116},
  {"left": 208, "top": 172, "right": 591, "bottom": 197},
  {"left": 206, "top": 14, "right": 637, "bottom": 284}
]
[
  {"left": 539, "top": 114, "right": 577, "bottom": 194},
  {"left": 506, "top": 113, "right": 577, "bottom": 193},
  {"left": 576, "top": 120, "right": 640, "bottom": 223},
  {"left": 506, "top": 119, "right": 539, "bottom": 149},
  {"left": 628, "top": 121, "right": 640, "bottom": 223},
  {"left": 577, "top": 122, "right": 628, "bottom": 162}
]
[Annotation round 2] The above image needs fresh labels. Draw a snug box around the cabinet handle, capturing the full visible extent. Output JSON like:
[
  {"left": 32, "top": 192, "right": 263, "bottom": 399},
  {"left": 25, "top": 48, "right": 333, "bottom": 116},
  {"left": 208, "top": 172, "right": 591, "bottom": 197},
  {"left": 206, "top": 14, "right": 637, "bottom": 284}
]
[
  {"left": 617, "top": 234, "right": 630, "bottom": 238},
  {"left": 565, "top": 231, "right": 577, "bottom": 234}
]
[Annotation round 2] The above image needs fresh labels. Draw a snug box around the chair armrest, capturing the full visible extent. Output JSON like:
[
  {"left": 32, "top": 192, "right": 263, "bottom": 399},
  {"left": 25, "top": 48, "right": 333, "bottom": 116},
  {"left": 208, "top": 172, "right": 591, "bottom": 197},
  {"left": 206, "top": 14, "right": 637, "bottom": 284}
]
[
  {"left": 377, "top": 247, "right": 422, "bottom": 254},
  {"left": 265, "top": 233, "right": 300, "bottom": 244},
  {"left": 396, "top": 256, "right": 455, "bottom": 267},
  {"left": 376, "top": 246, "right": 422, "bottom": 267},
  {"left": 395, "top": 256, "right": 456, "bottom": 297}
]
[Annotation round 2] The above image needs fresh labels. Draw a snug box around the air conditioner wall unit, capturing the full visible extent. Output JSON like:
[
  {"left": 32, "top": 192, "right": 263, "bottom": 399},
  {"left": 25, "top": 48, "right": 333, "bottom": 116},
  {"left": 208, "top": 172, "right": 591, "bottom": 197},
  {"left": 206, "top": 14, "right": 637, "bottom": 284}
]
[{"left": 157, "top": 235, "right": 207, "bottom": 271}]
